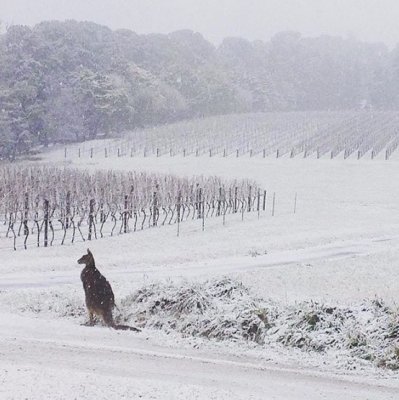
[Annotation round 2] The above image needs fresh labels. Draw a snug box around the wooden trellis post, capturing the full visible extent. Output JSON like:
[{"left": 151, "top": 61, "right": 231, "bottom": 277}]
[
  {"left": 66, "top": 191, "right": 71, "bottom": 229},
  {"left": 222, "top": 188, "right": 226, "bottom": 226},
  {"left": 197, "top": 187, "right": 203, "bottom": 219},
  {"left": 234, "top": 187, "right": 238, "bottom": 213},
  {"left": 248, "top": 186, "right": 252, "bottom": 212},
  {"left": 44, "top": 199, "right": 49, "bottom": 247},
  {"left": 263, "top": 190, "right": 267, "bottom": 211},
  {"left": 217, "top": 187, "right": 222, "bottom": 216},
  {"left": 177, "top": 191, "right": 182, "bottom": 237},
  {"left": 202, "top": 192, "right": 205, "bottom": 231},
  {"left": 88, "top": 199, "right": 95, "bottom": 240},
  {"left": 124, "top": 194, "right": 129, "bottom": 233},
  {"left": 153, "top": 189, "right": 158, "bottom": 227},
  {"left": 23, "top": 192, "right": 29, "bottom": 250}
]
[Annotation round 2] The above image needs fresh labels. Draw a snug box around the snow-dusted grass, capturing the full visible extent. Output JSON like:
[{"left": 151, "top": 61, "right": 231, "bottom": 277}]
[{"left": 3, "top": 276, "right": 399, "bottom": 373}]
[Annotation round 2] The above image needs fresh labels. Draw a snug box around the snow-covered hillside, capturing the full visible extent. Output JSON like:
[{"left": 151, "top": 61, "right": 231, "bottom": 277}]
[{"left": 1, "top": 150, "right": 399, "bottom": 399}]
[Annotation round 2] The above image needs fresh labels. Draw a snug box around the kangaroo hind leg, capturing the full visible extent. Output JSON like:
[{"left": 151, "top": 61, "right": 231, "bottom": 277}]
[{"left": 101, "top": 309, "right": 114, "bottom": 328}]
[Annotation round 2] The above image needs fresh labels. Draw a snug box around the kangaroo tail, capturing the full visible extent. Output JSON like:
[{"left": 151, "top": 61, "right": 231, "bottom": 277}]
[
  {"left": 112, "top": 324, "right": 141, "bottom": 332},
  {"left": 103, "top": 308, "right": 140, "bottom": 332}
]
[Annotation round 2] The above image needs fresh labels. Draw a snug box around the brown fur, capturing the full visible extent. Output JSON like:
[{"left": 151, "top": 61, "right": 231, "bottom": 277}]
[{"left": 78, "top": 249, "right": 140, "bottom": 332}]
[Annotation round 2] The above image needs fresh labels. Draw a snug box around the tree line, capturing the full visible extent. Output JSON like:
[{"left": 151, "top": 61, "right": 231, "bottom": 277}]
[{"left": 0, "top": 20, "right": 398, "bottom": 159}]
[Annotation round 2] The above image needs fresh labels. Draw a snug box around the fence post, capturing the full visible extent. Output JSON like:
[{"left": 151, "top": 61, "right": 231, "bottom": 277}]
[
  {"left": 64, "top": 147, "right": 67, "bottom": 158},
  {"left": 257, "top": 189, "right": 260, "bottom": 219},
  {"left": 263, "top": 190, "right": 267, "bottom": 211},
  {"left": 217, "top": 187, "right": 222, "bottom": 216},
  {"left": 23, "top": 192, "right": 29, "bottom": 249},
  {"left": 66, "top": 191, "right": 71, "bottom": 229},
  {"left": 248, "top": 186, "right": 252, "bottom": 212},
  {"left": 223, "top": 188, "right": 226, "bottom": 226},
  {"left": 78, "top": 148, "right": 81, "bottom": 158},
  {"left": 90, "top": 148, "right": 93, "bottom": 158},
  {"left": 272, "top": 192, "right": 276, "bottom": 217},
  {"left": 124, "top": 194, "right": 129, "bottom": 233},
  {"left": 105, "top": 148, "right": 108, "bottom": 158},
  {"left": 294, "top": 192, "right": 297, "bottom": 214},
  {"left": 44, "top": 199, "right": 49, "bottom": 247},
  {"left": 88, "top": 198, "right": 95, "bottom": 240},
  {"left": 177, "top": 191, "right": 182, "bottom": 237},
  {"left": 153, "top": 189, "right": 158, "bottom": 227},
  {"left": 234, "top": 187, "right": 238, "bottom": 213},
  {"left": 202, "top": 192, "right": 205, "bottom": 231},
  {"left": 236, "top": 149, "right": 239, "bottom": 158},
  {"left": 197, "top": 188, "right": 203, "bottom": 219}
]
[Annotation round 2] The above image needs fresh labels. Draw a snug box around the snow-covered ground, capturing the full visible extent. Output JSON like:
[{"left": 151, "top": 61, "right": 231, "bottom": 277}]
[{"left": 2, "top": 146, "right": 399, "bottom": 399}]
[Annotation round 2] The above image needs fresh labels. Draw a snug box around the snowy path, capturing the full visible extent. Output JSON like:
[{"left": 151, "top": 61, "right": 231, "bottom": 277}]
[
  {"left": 1, "top": 234, "right": 397, "bottom": 291},
  {"left": 1, "top": 313, "right": 397, "bottom": 400}
]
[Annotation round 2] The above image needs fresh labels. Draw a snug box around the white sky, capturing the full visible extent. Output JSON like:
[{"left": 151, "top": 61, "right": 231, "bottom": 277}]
[{"left": 1, "top": 0, "right": 399, "bottom": 47}]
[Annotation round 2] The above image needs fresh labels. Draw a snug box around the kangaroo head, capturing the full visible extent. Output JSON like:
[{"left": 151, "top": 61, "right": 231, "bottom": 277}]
[{"left": 78, "top": 249, "right": 95, "bottom": 266}]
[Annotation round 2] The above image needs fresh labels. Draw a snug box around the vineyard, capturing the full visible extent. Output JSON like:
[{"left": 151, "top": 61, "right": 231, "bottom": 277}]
[
  {"left": 66, "top": 111, "right": 399, "bottom": 160},
  {"left": 0, "top": 166, "right": 268, "bottom": 251}
]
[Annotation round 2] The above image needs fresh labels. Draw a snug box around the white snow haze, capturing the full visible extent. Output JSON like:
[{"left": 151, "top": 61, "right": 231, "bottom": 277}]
[{"left": 1, "top": 0, "right": 399, "bottom": 46}]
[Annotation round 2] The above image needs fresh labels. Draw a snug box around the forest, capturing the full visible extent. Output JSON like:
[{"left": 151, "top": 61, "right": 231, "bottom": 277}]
[{"left": 0, "top": 20, "right": 398, "bottom": 159}]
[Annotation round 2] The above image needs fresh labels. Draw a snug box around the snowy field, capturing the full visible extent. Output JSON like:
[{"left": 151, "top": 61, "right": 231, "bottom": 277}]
[{"left": 1, "top": 146, "right": 399, "bottom": 399}]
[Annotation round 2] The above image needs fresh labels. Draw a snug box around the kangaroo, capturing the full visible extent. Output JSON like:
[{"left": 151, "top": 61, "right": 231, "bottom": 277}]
[{"left": 78, "top": 249, "right": 140, "bottom": 332}]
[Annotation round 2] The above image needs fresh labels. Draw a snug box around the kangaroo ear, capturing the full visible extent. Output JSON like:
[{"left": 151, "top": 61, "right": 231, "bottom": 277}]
[{"left": 87, "top": 248, "right": 92, "bottom": 256}]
